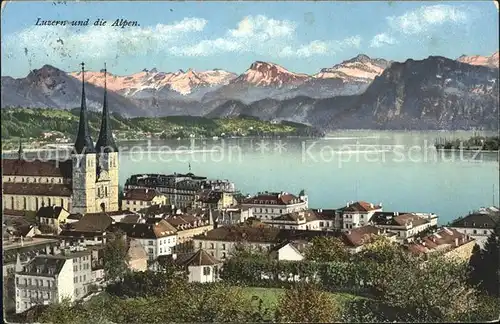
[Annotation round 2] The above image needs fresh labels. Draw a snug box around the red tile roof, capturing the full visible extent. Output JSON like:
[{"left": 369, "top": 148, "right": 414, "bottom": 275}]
[
  {"left": 2, "top": 159, "right": 72, "bottom": 178},
  {"left": 407, "top": 227, "right": 473, "bottom": 255},
  {"left": 3, "top": 183, "right": 72, "bottom": 197},
  {"left": 124, "top": 188, "right": 162, "bottom": 202},
  {"left": 342, "top": 201, "right": 382, "bottom": 213},
  {"left": 342, "top": 225, "right": 381, "bottom": 247},
  {"left": 174, "top": 249, "right": 221, "bottom": 267}
]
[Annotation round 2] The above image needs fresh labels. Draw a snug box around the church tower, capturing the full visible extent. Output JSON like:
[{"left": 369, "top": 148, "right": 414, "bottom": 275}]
[
  {"left": 95, "top": 63, "right": 119, "bottom": 212},
  {"left": 71, "top": 62, "right": 97, "bottom": 214}
]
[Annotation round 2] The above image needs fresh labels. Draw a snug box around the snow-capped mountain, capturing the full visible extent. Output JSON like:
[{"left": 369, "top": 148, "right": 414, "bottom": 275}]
[
  {"left": 69, "top": 68, "right": 237, "bottom": 96},
  {"left": 1, "top": 53, "right": 498, "bottom": 130},
  {"left": 457, "top": 52, "right": 499, "bottom": 69},
  {"left": 314, "top": 54, "right": 391, "bottom": 82},
  {"left": 232, "top": 61, "right": 309, "bottom": 87}
]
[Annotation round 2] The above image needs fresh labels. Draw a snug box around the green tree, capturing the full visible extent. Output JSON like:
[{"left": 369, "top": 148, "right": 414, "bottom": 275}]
[
  {"left": 469, "top": 224, "right": 500, "bottom": 297},
  {"left": 304, "top": 236, "right": 349, "bottom": 262},
  {"left": 275, "top": 283, "right": 340, "bottom": 323},
  {"left": 103, "top": 230, "right": 130, "bottom": 282}
]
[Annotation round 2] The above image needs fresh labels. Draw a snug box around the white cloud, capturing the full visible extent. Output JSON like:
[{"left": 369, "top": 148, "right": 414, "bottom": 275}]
[
  {"left": 387, "top": 5, "right": 468, "bottom": 35},
  {"left": 3, "top": 17, "right": 207, "bottom": 65},
  {"left": 169, "top": 15, "right": 360, "bottom": 58},
  {"left": 370, "top": 33, "right": 397, "bottom": 48},
  {"left": 369, "top": 5, "right": 469, "bottom": 48},
  {"left": 279, "top": 36, "right": 362, "bottom": 58},
  {"left": 4, "top": 14, "right": 361, "bottom": 65}
]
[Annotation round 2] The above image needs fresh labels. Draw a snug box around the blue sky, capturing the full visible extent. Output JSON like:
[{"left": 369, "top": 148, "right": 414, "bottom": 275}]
[{"left": 1, "top": 1, "right": 498, "bottom": 77}]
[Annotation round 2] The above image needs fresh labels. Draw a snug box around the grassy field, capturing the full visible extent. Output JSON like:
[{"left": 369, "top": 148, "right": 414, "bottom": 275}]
[{"left": 240, "top": 286, "right": 359, "bottom": 311}]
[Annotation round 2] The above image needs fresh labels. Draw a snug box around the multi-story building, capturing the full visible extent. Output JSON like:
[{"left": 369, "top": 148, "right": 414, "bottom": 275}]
[
  {"left": 2, "top": 63, "right": 120, "bottom": 214},
  {"left": 213, "top": 207, "right": 253, "bottom": 226},
  {"left": 163, "top": 213, "right": 214, "bottom": 253},
  {"left": 122, "top": 188, "right": 168, "bottom": 212},
  {"left": 406, "top": 227, "right": 476, "bottom": 262},
  {"left": 124, "top": 173, "right": 236, "bottom": 209},
  {"left": 240, "top": 191, "right": 308, "bottom": 220},
  {"left": 193, "top": 225, "right": 340, "bottom": 260},
  {"left": 196, "top": 190, "right": 237, "bottom": 210},
  {"left": 449, "top": 207, "right": 500, "bottom": 247},
  {"left": 14, "top": 249, "right": 93, "bottom": 314},
  {"left": 261, "top": 209, "right": 339, "bottom": 231},
  {"left": 116, "top": 220, "right": 178, "bottom": 262},
  {"left": 337, "top": 201, "right": 383, "bottom": 230},
  {"left": 371, "top": 212, "right": 437, "bottom": 242},
  {"left": 36, "top": 206, "right": 70, "bottom": 233}
]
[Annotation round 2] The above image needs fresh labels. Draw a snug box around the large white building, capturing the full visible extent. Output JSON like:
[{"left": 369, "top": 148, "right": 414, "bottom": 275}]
[
  {"left": 338, "top": 201, "right": 383, "bottom": 230},
  {"left": 15, "top": 250, "right": 93, "bottom": 314},
  {"left": 449, "top": 207, "right": 499, "bottom": 247},
  {"left": 240, "top": 191, "right": 308, "bottom": 220},
  {"left": 2, "top": 63, "right": 120, "bottom": 215}
]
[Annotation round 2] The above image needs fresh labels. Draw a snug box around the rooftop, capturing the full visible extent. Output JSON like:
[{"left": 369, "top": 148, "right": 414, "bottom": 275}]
[
  {"left": 116, "top": 219, "right": 177, "bottom": 239},
  {"left": 406, "top": 227, "right": 474, "bottom": 255},
  {"left": 2, "top": 158, "right": 72, "bottom": 178},
  {"left": 3, "top": 182, "right": 72, "bottom": 197},
  {"left": 36, "top": 206, "right": 67, "bottom": 219},
  {"left": 339, "top": 201, "right": 382, "bottom": 213},
  {"left": 242, "top": 191, "right": 304, "bottom": 206},
  {"left": 124, "top": 188, "right": 163, "bottom": 201},
  {"left": 342, "top": 225, "right": 383, "bottom": 247}
]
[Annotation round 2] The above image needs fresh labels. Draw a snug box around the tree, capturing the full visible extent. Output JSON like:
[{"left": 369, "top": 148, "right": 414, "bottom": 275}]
[
  {"left": 304, "top": 236, "right": 349, "bottom": 262},
  {"left": 468, "top": 224, "right": 500, "bottom": 297},
  {"left": 275, "top": 283, "right": 340, "bottom": 323},
  {"left": 103, "top": 230, "right": 130, "bottom": 282}
]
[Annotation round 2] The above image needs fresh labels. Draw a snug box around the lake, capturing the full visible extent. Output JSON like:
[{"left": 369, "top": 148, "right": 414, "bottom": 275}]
[
  {"left": 117, "top": 130, "right": 499, "bottom": 224},
  {"left": 5, "top": 130, "right": 498, "bottom": 224}
]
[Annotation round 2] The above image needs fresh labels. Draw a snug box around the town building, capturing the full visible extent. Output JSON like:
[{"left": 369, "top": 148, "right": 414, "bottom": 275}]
[
  {"left": 115, "top": 220, "right": 178, "bottom": 262},
  {"left": 260, "top": 209, "right": 339, "bottom": 231},
  {"left": 122, "top": 188, "right": 168, "bottom": 212},
  {"left": 341, "top": 225, "right": 397, "bottom": 253},
  {"left": 193, "top": 225, "right": 340, "bottom": 260},
  {"left": 371, "top": 212, "right": 436, "bottom": 242},
  {"left": 268, "top": 241, "right": 304, "bottom": 261},
  {"left": 337, "top": 201, "right": 383, "bottom": 230},
  {"left": 449, "top": 207, "right": 500, "bottom": 247},
  {"left": 36, "top": 206, "right": 70, "bottom": 234},
  {"left": 14, "top": 249, "right": 93, "bottom": 314},
  {"left": 196, "top": 189, "right": 237, "bottom": 210},
  {"left": 163, "top": 213, "right": 214, "bottom": 253},
  {"left": 169, "top": 249, "right": 222, "bottom": 283},
  {"left": 2, "top": 63, "right": 120, "bottom": 214},
  {"left": 213, "top": 207, "right": 253, "bottom": 226},
  {"left": 240, "top": 191, "right": 309, "bottom": 220},
  {"left": 406, "top": 227, "right": 476, "bottom": 261},
  {"left": 124, "top": 173, "right": 236, "bottom": 209}
]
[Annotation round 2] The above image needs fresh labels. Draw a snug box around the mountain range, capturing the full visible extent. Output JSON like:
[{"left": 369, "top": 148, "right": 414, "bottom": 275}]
[{"left": 1, "top": 52, "right": 498, "bottom": 131}]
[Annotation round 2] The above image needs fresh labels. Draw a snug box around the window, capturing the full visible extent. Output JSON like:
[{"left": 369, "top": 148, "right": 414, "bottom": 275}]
[
  {"left": 203, "top": 267, "right": 211, "bottom": 276},
  {"left": 148, "top": 241, "right": 154, "bottom": 246},
  {"left": 160, "top": 248, "right": 163, "bottom": 253},
  {"left": 60, "top": 198, "right": 64, "bottom": 207},
  {"left": 105, "top": 187, "right": 108, "bottom": 197},
  {"left": 473, "top": 230, "right": 477, "bottom": 234},
  {"left": 23, "top": 197, "right": 27, "bottom": 209},
  {"left": 83, "top": 275, "right": 86, "bottom": 281},
  {"left": 319, "top": 222, "right": 324, "bottom": 227},
  {"left": 74, "top": 277, "right": 78, "bottom": 283},
  {"left": 210, "top": 243, "right": 214, "bottom": 249},
  {"left": 222, "top": 244, "right": 226, "bottom": 250},
  {"left": 148, "top": 248, "right": 153, "bottom": 254},
  {"left": 48, "top": 198, "right": 51, "bottom": 206},
  {"left": 199, "top": 242, "right": 202, "bottom": 249},
  {"left": 222, "top": 252, "right": 226, "bottom": 259},
  {"left": 484, "top": 230, "right": 488, "bottom": 234}
]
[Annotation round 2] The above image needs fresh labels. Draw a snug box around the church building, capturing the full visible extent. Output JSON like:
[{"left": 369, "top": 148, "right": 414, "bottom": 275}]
[{"left": 2, "top": 63, "right": 120, "bottom": 214}]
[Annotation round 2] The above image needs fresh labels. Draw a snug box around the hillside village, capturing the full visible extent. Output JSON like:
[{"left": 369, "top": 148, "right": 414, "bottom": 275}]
[{"left": 2, "top": 63, "right": 500, "bottom": 323}]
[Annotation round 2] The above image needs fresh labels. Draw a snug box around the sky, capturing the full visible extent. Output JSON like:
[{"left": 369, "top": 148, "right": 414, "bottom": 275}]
[{"left": 1, "top": 1, "right": 498, "bottom": 77}]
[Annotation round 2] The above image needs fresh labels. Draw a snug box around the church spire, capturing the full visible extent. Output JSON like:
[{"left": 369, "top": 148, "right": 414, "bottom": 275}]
[
  {"left": 95, "top": 62, "right": 118, "bottom": 153},
  {"left": 73, "top": 62, "right": 95, "bottom": 154},
  {"left": 18, "top": 138, "right": 24, "bottom": 160}
]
